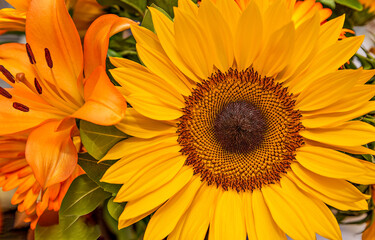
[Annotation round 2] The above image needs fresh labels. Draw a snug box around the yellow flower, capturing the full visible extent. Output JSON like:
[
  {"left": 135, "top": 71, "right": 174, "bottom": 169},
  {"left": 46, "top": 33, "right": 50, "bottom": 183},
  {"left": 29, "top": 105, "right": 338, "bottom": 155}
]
[
  {"left": 102, "top": 0, "right": 375, "bottom": 239},
  {"left": 0, "top": 0, "right": 104, "bottom": 36},
  {"left": 359, "top": 0, "right": 375, "bottom": 13},
  {"left": 0, "top": 0, "right": 133, "bottom": 189},
  {"left": 0, "top": 134, "right": 83, "bottom": 229}
]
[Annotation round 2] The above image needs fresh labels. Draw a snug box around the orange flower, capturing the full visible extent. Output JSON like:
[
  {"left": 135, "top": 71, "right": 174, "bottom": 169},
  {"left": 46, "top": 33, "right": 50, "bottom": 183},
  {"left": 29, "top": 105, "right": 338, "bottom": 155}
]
[
  {"left": 0, "top": 134, "right": 84, "bottom": 229},
  {"left": 0, "top": 0, "right": 133, "bottom": 189},
  {"left": 0, "top": 0, "right": 104, "bottom": 36}
]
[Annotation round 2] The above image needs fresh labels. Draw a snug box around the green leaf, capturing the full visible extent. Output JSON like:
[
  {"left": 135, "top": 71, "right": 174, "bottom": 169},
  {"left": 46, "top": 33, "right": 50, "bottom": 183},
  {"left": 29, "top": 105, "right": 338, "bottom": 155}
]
[
  {"left": 60, "top": 175, "right": 111, "bottom": 216},
  {"left": 103, "top": 201, "right": 139, "bottom": 240},
  {"left": 141, "top": 3, "right": 173, "bottom": 32},
  {"left": 141, "top": 9, "right": 155, "bottom": 32},
  {"left": 78, "top": 153, "right": 122, "bottom": 194},
  {"left": 148, "top": 0, "right": 178, "bottom": 18},
  {"left": 35, "top": 215, "right": 100, "bottom": 240},
  {"left": 319, "top": 0, "right": 336, "bottom": 8},
  {"left": 335, "top": 0, "right": 363, "bottom": 10},
  {"left": 80, "top": 120, "right": 128, "bottom": 160},
  {"left": 97, "top": 0, "right": 147, "bottom": 17},
  {"left": 107, "top": 197, "right": 126, "bottom": 220}
]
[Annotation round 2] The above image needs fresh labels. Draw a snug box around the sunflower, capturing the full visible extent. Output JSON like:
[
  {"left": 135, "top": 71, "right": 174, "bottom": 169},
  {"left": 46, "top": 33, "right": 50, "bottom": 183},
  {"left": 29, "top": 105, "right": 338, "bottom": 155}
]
[
  {"left": 102, "top": 0, "right": 375, "bottom": 239},
  {"left": 0, "top": 0, "right": 104, "bottom": 36},
  {"left": 0, "top": 0, "right": 132, "bottom": 190},
  {"left": 0, "top": 134, "right": 83, "bottom": 229}
]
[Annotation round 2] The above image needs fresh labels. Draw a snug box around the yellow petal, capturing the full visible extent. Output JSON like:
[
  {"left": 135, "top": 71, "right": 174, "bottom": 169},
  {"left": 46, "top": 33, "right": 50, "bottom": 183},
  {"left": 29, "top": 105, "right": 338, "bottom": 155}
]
[
  {"left": 144, "top": 176, "right": 201, "bottom": 240},
  {"left": 198, "top": 0, "right": 234, "bottom": 72},
  {"left": 291, "top": 163, "right": 367, "bottom": 202},
  {"left": 109, "top": 57, "right": 146, "bottom": 70},
  {"left": 296, "top": 70, "right": 359, "bottom": 111},
  {"left": 234, "top": 0, "right": 262, "bottom": 71},
  {"left": 242, "top": 192, "right": 257, "bottom": 239},
  {"left": 174, "top": 8, "right": 212, "bottom": 78},
  {"left": 115, "top": 155, "right": 185, "bottom": 201},
  {"left": 214, "top": 0, "right": 241, "bottom": 37},
  {"left": 116, "top": 108, "right": 176, "bottom": 139},
  {"left": 296, "top": 145, "right": 366, "bottom": 178},
  {"left": 178, "top": 0, "right": 198, "bottom": 16},
  {"left": 279, "top": 177, "right": 342, "bottom": 240},
  {"left": 346, "top": 160, "right": 375, "bottom": 185},
  {"left": 118, "top": 166, "right": 193, "bottom": 222},
  {"left": 302, "top": 101, "right": 375, "bottom": 128},
  {"left": 126, "top": 94, "right": 183, "bottom": 121},
  {"left": 101, "top": 135, "right": 177, "bottom": 161},
  {"left": 111, "top": 67, "right": 184, "bottom": 107},
  {"left": 290, "top": 36, "right": 364, "bottom": 93},
  {"left": 118, "top": 206, "right": 158, "bottom": 229},
  {"left": 278, "top": 13, "right": 320, "bottom": 81},
  {"left": 179, "top": 184, "right": 218, "bottom": 239},
  {"left": 149, "top": 7, "right": 200, "bottom": 82},
  {"left": 131, "top": 25, "right": 192, "bottom": 95},
  {"left": 253, "top": 22, "right": 295, "bottom": 77},
  {"left": 252, "top": 189, "right": 286, "bottom": 239},
  {"left": 262, "top": 184, "right": 315, "bottom": 240},
  {"left": 318, "top": 15, "right": 345, "bottom": 48},
  {"left": 211, "top": 190, "right": 246, "bottom": 240},
  {"left": 102, "top": 144, "right": 181, "bottom": 184},
  {"left": 300, "top": 121, "right": 375, "bottom": 147},
  {"left": 303, "top": 84, "right": 375, "bottom": 115},
  {"left": 287, "top": 171, "right": 368, "bottom": 211}
]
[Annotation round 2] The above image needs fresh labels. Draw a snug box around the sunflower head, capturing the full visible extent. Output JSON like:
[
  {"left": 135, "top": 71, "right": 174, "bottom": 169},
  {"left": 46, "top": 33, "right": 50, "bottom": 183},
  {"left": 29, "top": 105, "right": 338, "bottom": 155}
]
[
  {"left": 177, "top": 68, "right": 304, "bottom": 192},
  {"left": 102, "top": 0, "right": 375, "bottom": 239}
]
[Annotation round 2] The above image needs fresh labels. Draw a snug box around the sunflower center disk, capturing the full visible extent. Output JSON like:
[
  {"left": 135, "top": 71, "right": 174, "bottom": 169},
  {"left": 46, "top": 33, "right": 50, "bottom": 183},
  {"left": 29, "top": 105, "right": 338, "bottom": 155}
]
[
  {"left": 177, "top": 68, "right": 304, "bottom": 192},
  {"left": 214, "top": 101, "right": 266, "bottom": 153}
]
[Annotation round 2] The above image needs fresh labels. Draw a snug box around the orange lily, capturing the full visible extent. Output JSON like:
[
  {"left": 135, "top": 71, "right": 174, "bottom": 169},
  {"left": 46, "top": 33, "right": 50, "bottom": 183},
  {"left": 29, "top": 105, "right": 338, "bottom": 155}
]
[
  {"left": 0, "top": 0, "right": 104, "bottom": 36},
  {"left": 0, "top": 133, "right": 84, "bottom": 229},
  {"left": 0, "top": 0, "right": 134, "bottom": 189}
]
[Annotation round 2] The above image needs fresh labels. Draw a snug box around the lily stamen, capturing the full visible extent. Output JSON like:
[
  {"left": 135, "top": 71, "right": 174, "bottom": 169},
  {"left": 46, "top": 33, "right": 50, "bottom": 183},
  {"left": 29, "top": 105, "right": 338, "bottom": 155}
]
[
  {"left": 44, "top": 48, "right": 53, "bottom": 69},
  {"left": 25, "top": 43, "right": 36, "bottom": 64},
  {"left": 0, "top": 65, "right": 15, "bottom": 83},
  {"left": 31, "top": 63, "right": 76, "bottom": 113},
  {"left": 34, "top": 78, "right": 42, "bottom": 94},
  {"left": 15, "top": 73, "right": 39, "bottom": 95},
  {"left": 12, "top": 102, "right": 29, "bottom": 112},
  {"left": 44, "top": 48, "right": 81, "bottom": 108},
  {"left": 0, "top": 87, "right": 12, "bottom": 99}
]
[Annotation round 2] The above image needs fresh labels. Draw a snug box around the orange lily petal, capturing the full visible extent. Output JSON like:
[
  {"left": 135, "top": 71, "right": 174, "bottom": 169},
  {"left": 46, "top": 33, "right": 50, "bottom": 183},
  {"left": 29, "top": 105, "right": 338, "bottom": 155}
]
[
  {"left": 25, "top": 120, "right": 78, "bottom": 188},
  {"left": 0, "top": 43, "right": 35, "bottom": 86},
  {"left": 71, "top": 66, "right": 126, "bottom": 125},
  {"left": 6, "top": 0, "right": 31, "bottom": 11},
  {"left": 26, "top": 0, "right": 83, "bottom": 100},
  {"left": 83, "top": 14, "right": 135, "bottom": 78}
]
